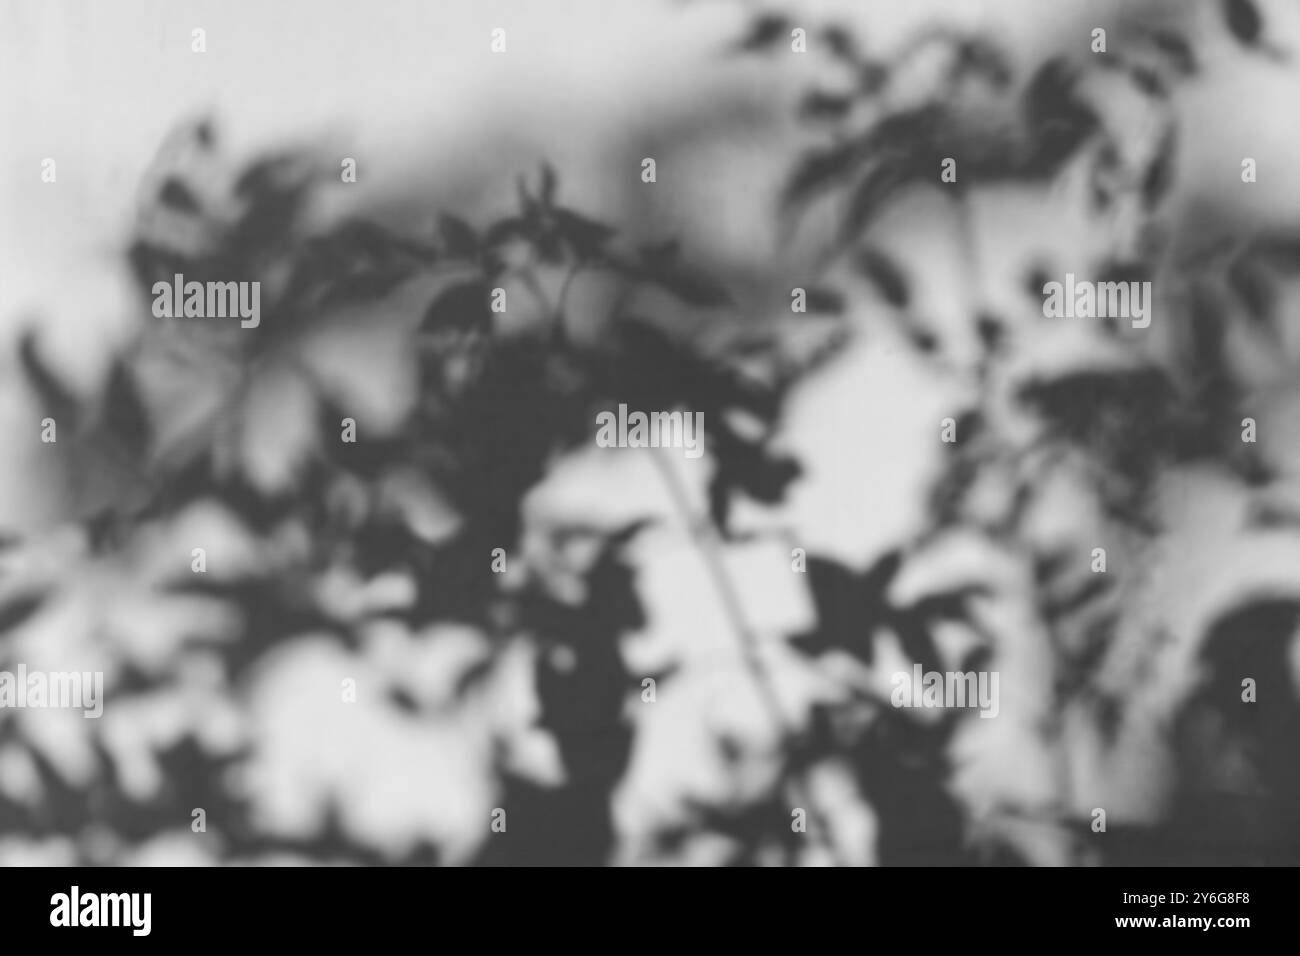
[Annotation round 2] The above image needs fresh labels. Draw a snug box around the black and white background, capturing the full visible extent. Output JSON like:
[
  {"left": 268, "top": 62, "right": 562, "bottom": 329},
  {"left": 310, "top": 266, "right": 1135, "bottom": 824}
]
[{"left": 0, "top": 0, "right": 1297, "bottom": 886}]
